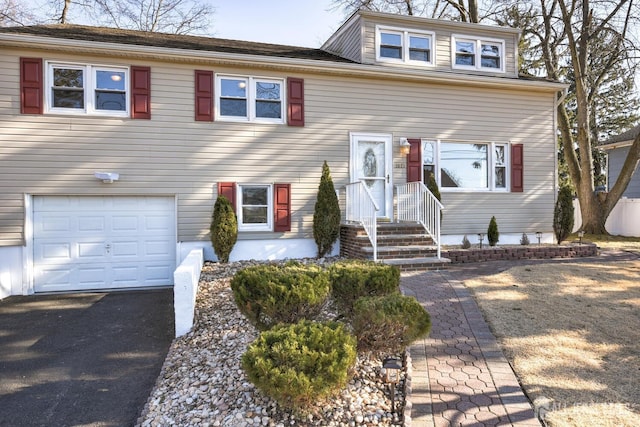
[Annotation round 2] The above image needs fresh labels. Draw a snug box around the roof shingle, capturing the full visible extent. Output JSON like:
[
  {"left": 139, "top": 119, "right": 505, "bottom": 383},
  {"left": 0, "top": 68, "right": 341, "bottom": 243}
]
[{"left": 0, "top": 24, "right": 354, "bottom": 63}]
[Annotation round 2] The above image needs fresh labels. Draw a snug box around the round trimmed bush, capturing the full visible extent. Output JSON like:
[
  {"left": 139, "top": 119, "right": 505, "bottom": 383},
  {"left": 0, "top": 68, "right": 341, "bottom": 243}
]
[
  {"left": 328, "top": 260, "right": 400, "bottom": 315},
  {"left": 242, "top": 320, "right": 357, "bottom": 409},
  {"left": 353, "top": 294, "right": 431, "bottom": 352},
  {"left": 231, "top": 262, "right": 330, "bottom": 330}
]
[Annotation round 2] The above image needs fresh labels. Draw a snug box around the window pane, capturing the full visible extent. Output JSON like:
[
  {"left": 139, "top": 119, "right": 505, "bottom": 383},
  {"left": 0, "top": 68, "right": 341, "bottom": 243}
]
[
  {"left": 52, "top": 89, "right": 84, "bottom": 108},
  {"left": 495, "top": 145, "right": 505, "bottom": 165},
  {"left": 381, "top": 33, "right": 402, "bottom": 46},
  {"left": 481, "top": 56, "right": 500, "bottom": 68},
  {"left": 53, "top": 68, "right": 83, "bottom": 88},
  {"left": 495, "top": 167, "right": 506, "bottom": 188},
  {"left": 221, "top": 79, "right": 246, "bottom": 97},
  {"left": 481, "top": 44, "right": 500, "bottom": 56},
  {"left": 440, "top": 142, "right": 488, "bottom": 188},
  {"left": 456, "top": 41, "right": 475, "bottom": 54},
  {"left": 256, "top": 100, "right": 281, "bottom": 118},
  {"left": 96, "top": 70, "right": 125, "bottom": 90},
  {"left": 380, "top": 46, "right": 402, "bottom": 59},
  {"left": 242, "top": 207, "right": 268, "bottom": 224},
  {"left": 409, "top": 49, "right": 429, "bottom": 62},
  {"left": 423, "top": 142, "right": 434, "bottom": 165},
  {"left": 96, "top": 91, "right": 126, "bottom": 111},
  {"left": 243, "top": 187, "right": 268, "bottom": 205},
  {"left": 220, "top": 98, "right": 247, "bottom": 116},
  {"left": 456, "top": 54, "right": 475, "bottom": 66},
  {"left": 410, "top": 36, "right": 430, "bottom": 50},
  {"left": 255, "top": 82, "right": 280, "bottom": 100}
]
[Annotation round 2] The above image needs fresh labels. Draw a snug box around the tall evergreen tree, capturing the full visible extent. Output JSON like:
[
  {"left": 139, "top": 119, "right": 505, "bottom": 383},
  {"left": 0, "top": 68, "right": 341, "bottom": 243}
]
[{"left": 313, "top": 161, "right": 341, "bottom": 258}]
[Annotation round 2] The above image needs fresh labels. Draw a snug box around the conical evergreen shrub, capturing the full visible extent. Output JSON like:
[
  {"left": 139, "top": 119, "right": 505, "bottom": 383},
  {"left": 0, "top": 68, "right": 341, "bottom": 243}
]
[
  {"left": 553, "top": 186, "right": 575, "bottom": 243},
  {"left": 426, "top": 172, "right": 443, "bottom": 223},
  {"left": 487, "top": 216, "right": 499, "bottom": 246},
  {"left": 210, "top": 195, "right": 237, "bottom": 263},
  {"left": 313, "top": 161, "right": 341, "bottom": 258}
]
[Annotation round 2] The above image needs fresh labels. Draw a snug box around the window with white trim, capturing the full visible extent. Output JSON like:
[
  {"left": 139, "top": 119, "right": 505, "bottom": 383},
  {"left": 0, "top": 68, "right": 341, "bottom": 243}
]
[
  {"left": 452, "top": 36, "right": 505, "bottom": 72},
  {"left": 47, "top": 62, "right": 129, "bottom": 116},
  {"left": 376, "top": 26, "right": 434, "bottom": 66},
  {"left": 216, "top": 75, "right": 284, "bottom": 123},
  {"left": 423, "top": 140, "right": 509, "bottom": 191},
  {"left": 237, "top": 184, "right": 273, "bottom": 231}
]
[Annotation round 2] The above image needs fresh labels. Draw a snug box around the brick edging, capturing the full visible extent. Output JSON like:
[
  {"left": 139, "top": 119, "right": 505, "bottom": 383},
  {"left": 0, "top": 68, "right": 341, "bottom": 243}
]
[{"left": 443, "top": 243, "right": 597, "bottom": 264}]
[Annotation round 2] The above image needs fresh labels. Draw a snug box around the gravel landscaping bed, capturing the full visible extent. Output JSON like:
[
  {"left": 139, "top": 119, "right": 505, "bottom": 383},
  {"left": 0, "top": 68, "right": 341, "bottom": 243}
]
[{"left": 137, "top": 259, "right": 405, "bottom": 427}]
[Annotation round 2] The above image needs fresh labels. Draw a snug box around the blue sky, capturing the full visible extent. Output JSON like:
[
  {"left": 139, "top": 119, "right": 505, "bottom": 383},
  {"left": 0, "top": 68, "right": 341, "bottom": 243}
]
[{"left": 213, "top": 0, "right": 348, "bottom": 47}]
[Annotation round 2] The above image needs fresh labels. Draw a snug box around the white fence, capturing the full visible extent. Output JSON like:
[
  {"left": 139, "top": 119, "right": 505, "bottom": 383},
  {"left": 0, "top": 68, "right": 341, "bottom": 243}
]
[{"left": 574, "top": 197, "right": 640, "bottom": 237}]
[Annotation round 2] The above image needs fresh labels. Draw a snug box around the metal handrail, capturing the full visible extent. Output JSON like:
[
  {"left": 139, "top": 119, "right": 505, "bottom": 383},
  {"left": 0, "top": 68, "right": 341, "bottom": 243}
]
[
  {"left": 396, "top": 181, "right": 443, "bottom": 258},
  {"left": 345, "top": 181, "right": 379, "bottom": 261}
]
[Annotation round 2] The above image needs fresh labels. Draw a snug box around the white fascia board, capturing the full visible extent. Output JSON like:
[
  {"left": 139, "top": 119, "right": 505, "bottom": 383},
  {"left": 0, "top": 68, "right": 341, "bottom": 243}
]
[{"left": 0, "top": 33, "right": 566, "bottom": 92}]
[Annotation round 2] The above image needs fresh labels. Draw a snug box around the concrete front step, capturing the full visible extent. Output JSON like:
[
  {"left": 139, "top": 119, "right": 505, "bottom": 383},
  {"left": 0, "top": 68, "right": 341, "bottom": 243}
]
[{"left": 382, "top": 257, "right": 451, "bottom": 271}]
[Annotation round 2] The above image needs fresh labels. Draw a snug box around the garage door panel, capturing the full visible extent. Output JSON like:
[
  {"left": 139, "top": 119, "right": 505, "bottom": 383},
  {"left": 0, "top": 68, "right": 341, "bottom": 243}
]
[{"left": 34, "top": 196, "right": 175, "bottom": 292}]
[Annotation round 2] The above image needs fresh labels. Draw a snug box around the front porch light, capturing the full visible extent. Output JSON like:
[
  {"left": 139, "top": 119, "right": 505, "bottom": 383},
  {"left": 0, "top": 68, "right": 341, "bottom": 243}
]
[{"left": 399, "top": 137, "right": 411, "bottom": 156}]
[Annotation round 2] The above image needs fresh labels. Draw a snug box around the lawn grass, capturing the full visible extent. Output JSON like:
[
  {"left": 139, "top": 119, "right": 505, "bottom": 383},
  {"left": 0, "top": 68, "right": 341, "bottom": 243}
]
[
  {"left": 464, "top": 255, "right": 640, "bottom": 426},
  {"left": 569, "top": 233, "right": 640, "bottom": 252}
]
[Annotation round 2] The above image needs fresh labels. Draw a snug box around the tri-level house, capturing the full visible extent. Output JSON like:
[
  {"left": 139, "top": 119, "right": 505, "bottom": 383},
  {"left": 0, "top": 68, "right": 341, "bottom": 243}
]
[{"left": 0, "top": 10, "right": 564, "bottom": 298}]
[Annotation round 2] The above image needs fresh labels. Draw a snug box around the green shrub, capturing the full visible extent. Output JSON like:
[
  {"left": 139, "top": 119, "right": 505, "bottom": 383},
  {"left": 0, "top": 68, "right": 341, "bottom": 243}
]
[
  {"left": 231, "top": 262, "right": 330, "bottom": 330},
  {"left": 210, "top": 195, "right": 237, "bottom": 263},
  {"left": 242, "top": 320, "right": 357, "bottom": 409},
  {"left": 520, "top": 232, "right": 530, "bottom": 245},
  {"left": 313, "top": 161, "right": 341, "bottom": 258},
  {"left": 328, "top": 260, "right": 400, "bottom": 315},
  {"left": 554, "top": 186, "right": 575, "bottom": 244},
  {"left": 353, "top": 294, "right": 431, "bottom": 352},
  {"left": 461, "top": 235, "right": 471, "bottom": 249},
  {"left": 487, "top": 216, "right": 499, "bottom": 246}
]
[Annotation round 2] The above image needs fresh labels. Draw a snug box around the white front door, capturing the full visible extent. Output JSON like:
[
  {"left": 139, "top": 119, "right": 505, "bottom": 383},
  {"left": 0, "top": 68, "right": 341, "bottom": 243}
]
[
  {"left": 350, "top": 133, "right": 393, "bottom": 218},
  {"left": 33, "top": 196, "right": 176, "bottom": 293}
]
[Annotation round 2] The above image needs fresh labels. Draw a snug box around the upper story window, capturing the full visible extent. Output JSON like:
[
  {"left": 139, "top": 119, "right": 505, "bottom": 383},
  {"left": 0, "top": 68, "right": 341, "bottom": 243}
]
[
  {"left": 376, "top": 26, "right": 435, "bottom": 66},
  {"left": 216, "top": 75, "right": 284, "bottom": 123},
  {"left": 452, "top": 36, "right": 505, "bottom": 72},
  {"left": 423, "top": 140, "right": 509, "bottom": 191},
  {"left": 47, "top": 62, "right": 129, "bottom": 116}
]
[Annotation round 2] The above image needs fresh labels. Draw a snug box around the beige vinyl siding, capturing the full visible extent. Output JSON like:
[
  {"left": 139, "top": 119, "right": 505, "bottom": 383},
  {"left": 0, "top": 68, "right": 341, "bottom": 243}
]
[
  {"left": 360, "top": 17, "right": 518, "bottom": 77},
  {"left": 322, "top": 16, "right": 363, "bottom": 62},
  {"left": 0, "top": 47, "right": 555, "bottom": 247}
]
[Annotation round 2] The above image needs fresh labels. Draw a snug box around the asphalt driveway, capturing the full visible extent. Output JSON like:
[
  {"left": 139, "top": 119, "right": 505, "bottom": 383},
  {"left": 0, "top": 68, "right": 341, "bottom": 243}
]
[{"left": 0, "top": 289, "right": 174, "bottom": 427}]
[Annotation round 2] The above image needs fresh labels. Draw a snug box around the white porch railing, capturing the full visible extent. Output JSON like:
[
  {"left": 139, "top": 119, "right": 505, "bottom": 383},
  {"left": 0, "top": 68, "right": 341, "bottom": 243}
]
[
  {"left": 345, "top": 181, "right": 379, "bottom": 261},
  {"left": 396, "top": 182, "right": 443, "bottom": 258}
]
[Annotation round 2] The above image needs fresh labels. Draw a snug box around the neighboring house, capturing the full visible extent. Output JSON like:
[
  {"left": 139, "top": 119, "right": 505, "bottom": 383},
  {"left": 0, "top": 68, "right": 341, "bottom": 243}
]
[
  {"left": 598, "top": 125, "right": 640, "bottom": 237},
  {"left": 0, "top": 10, "right": 564, "bottom": 298},
  {"left": 602, "top": 124, "right": 640, "bottom": 198}
]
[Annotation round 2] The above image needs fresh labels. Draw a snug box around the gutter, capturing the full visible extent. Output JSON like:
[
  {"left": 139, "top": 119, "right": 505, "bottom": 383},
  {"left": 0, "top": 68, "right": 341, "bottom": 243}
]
[{"left": 0, "top": 33, "right": 567, "bottom": 92}]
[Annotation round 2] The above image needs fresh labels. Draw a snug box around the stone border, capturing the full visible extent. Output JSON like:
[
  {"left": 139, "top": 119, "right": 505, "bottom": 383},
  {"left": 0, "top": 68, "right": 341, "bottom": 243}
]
[{"left": 443, "top": 243, "right": 597, "bottom": 264}]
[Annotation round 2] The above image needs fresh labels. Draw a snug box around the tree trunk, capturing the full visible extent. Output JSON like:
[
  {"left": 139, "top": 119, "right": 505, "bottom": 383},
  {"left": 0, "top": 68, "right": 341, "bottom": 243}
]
[{"left": 576, "top": 191, "right": 609, "bottom": 235}]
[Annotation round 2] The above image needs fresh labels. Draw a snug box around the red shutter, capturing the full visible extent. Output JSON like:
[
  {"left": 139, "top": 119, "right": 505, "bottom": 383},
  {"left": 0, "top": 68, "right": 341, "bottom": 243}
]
[
  {"left": 287, "top": 78, "right": 304, "bottom": 126},
  {"left": 274, "top": 183, "right": 291, "bottom": 232},
  {"left": 511, "top": 144, "right": 524, "bottom": 192},
  {"left": 130, "top": 66, "right": 151, "bottom": 119},
  {"left": 406, "top": 138, "right": 422, "bottom": 182},
  {"left": 20, "top": 57, "right": 43, "bottom": 114},
  {"left": 217, "top": 182, "right": 236, "bottom": 211},
  {"left": 194, "top": 70, "right": 213, "bottom": 121}
]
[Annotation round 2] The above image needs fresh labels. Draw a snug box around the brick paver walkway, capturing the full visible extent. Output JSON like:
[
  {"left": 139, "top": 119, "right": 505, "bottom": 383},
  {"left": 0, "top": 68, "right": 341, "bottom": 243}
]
[{"left": 402, "top": 269, "right": 541, "bottom": 427}]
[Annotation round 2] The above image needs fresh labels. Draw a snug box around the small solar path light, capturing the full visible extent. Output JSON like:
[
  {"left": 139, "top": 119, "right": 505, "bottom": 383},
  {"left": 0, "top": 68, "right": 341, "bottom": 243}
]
[
  {"left": 578, "top": 230, "right": 585, "bottom": 245},
  {"left": 382, "top": 357, "right": 402, "bottom": 415},
  {"left": 536, "top": 231, "right": 542, "bottom": 245},
  {"left": 477, "top": 233, "right": 485, "bottom": 249}
]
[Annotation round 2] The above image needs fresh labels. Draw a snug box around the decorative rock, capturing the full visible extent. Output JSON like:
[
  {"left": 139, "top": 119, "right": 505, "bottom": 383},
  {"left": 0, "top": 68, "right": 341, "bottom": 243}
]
[{"left": 136, "top": 259, "right": 405, "bottom": 426}]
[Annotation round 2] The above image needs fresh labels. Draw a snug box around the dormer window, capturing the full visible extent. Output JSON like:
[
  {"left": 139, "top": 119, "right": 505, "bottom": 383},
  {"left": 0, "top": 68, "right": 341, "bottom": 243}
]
[
  {"left": 453, "top": 35, "right": 505, "bottom": 72},
  {"left": 376, "top": 26, "right": 434, "bottom": 66}
]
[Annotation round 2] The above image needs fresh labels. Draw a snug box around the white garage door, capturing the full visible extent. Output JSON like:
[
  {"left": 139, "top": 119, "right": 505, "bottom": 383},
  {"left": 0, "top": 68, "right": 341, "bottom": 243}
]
[{"left": 33, "top": 196, "right": 176, "bottom": 293}]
